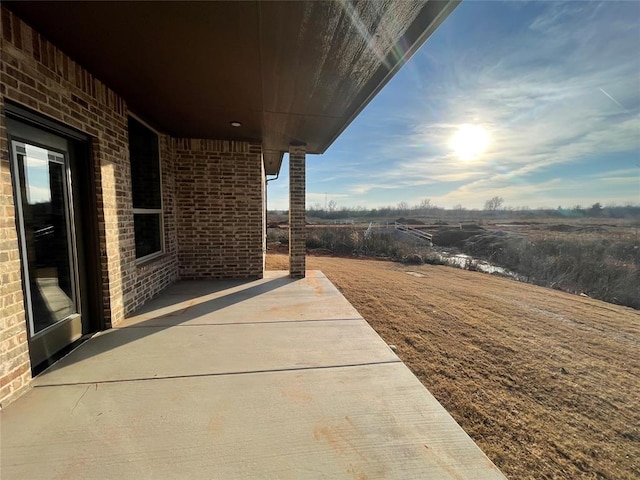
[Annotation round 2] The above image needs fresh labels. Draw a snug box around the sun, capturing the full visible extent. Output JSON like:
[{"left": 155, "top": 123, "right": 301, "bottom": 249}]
[{"left": 449, "top": 124, "right": 490, "bottom": 161}]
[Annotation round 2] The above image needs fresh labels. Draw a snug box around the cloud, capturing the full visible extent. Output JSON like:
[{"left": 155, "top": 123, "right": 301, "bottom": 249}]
[
  {"left": 26, "top": 184, "right": 51, "bottom": 204},
  {"left": 323, "top": 1, "right": 640, "bottom": 208},
  {"left": 306, "top": 192, "right": 350, "bottom": 202},
  {"left": 426, "top": 161, "right": 639, "bottom": 209},
  {"left": 585, "top": 168, "right": 639, "bottom": 180},
  {"left": 303, "top": 192, "right": 353, "bottom": 209}
]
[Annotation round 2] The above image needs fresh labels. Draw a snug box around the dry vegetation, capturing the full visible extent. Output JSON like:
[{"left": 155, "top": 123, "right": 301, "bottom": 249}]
[
  {"left": 267, "top": 253, "right": 640, "bottom": 480},
  {"left": 268, "top": 217, "right": 640, "bottom": 309}
]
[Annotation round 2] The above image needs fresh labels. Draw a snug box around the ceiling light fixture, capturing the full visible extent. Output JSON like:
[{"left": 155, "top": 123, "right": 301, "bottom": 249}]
[{"left": 230, "top": 121, "right": 242, "bottom": 127}]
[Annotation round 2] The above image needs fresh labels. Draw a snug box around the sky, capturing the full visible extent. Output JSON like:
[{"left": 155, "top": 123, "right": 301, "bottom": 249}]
[
  {"left": 23, "top": 145, "right": 53, "bottom": 204},
  {"left": 268, "top": 0, "right": 640, "bottom": 211}
]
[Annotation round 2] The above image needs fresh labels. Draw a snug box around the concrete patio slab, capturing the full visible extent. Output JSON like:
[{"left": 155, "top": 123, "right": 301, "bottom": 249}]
[
  {"left": 2, "top": 364, "right": 503, "bottom": 480},
  {"left": 1, "top": 270, "right": 506, "bottom": 479},
  {"left": 121, "top": 271, "right": 361, "bottom": 327},
  {"left": 34, "top": 320, "right": 399, "bottom": 386}
]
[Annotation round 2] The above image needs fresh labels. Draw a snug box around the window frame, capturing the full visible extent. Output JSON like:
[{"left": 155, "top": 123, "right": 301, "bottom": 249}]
[{"left": 128, "top": 114, "right": 165, "bottom": 264}]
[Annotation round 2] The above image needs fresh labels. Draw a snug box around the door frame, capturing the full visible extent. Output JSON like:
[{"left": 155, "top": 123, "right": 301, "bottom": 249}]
[{"left": 5, "top": 102, "right": 104, "bottom": 370}]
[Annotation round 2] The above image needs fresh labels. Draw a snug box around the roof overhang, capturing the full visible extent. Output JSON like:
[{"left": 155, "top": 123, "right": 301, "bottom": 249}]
[{"left": 4, "top": 1, "right": 458, "bottom": 174}]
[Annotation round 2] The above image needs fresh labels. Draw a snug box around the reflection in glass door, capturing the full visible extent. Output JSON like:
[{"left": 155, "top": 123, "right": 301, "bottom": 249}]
[{"left": 12, "top": 140, "right": 80, "bottom": 344}]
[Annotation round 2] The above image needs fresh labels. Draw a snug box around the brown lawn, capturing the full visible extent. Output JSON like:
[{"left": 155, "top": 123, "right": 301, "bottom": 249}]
[{"left": 267, "top": 253, "right": 640, "bottom": 480}]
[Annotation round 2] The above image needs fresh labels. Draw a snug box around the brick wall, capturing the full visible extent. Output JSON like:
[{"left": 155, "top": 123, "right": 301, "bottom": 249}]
[
  {"left": 0, "top": 92, "right": 31, "bottom": 407},
  {"left": 289, "top": 145, "right": 306, "bottom": 277},
  {"left": 0, "top": 7, "right": 181, "bottom": 406},
  {"left": 261, "top": 158, "right": 266, "bottom": 272},
  {"left": 0, "top": 6, "right": 133, "bottom": 329},
  {"left": 129, "top": 132, "right": 179, "bottom": 313},
  {"left": 1, "top": 7, "right": 266, "bottom": 407},
  {"left": 174, "top": 138, "right": 264, "bottom": 279}
]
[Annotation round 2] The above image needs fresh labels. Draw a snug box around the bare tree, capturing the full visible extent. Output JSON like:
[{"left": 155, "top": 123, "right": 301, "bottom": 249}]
[
  {"left": 419, "top": 198, "right": 432, "bottom": 211},
  {"left": 327, "top": 199, "right": 337, "bottom": 212},
  {"left": 484, "top": 196, "right": 504, "bottom": 211}
]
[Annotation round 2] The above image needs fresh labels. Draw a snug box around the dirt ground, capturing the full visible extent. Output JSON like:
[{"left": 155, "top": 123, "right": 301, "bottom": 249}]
[{"left": 266, "top": 253, "right": 640, "bottom": 480}]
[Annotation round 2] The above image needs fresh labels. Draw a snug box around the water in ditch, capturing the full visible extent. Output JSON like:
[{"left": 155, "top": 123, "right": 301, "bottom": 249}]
[{"left": 431, "top": 251, "right": 526, "bottom": 281}]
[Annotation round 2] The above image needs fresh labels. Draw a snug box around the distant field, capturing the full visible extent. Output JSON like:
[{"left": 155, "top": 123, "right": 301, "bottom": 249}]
[{"left": 266, "top": 253, "right": 640, "bottom": 480}]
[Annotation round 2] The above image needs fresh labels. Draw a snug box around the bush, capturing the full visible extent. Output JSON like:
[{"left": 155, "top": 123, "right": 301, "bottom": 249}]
[
  {"left": 305, "top": 235, "right": 324, "bottom": 249},
  {"left": 300, "top": 226, "right": 434, "bottom": 262},
  {"left": 432, "top": 228, "right": 485, "bottom": 247},
  {"left": 403, "top": 254, "right": 423, "bottom": 265},
  {"left": 462, "top": 233, "right": 640, "bottom": 309},
  {"left": 266, "top": 228, "right": 287, "bottom": 244}
]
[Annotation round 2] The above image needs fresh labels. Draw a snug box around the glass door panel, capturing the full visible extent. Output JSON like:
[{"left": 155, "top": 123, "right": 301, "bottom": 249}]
[{"left": 12, "top": 141, "right": 79, "bottom": 337}]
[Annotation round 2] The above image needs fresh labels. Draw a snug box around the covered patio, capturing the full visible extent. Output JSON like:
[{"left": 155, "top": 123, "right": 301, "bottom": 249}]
[
  {"left": 1, "top": 2, "right": 506, "bottom": 477},
  {"left": 1, "top": 271, "right": 505, "bottom": 479},
  {"left": 1, "top": 0, "right": 463, "bottom": 404}
]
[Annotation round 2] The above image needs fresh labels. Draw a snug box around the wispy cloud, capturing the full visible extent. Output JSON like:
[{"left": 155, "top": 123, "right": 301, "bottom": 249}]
[
  {"left": 306, "top": 192, "right": 350, "bottom": 202},
  {"left": 265, "top": 2, "right": 639, "bottom": 211}
]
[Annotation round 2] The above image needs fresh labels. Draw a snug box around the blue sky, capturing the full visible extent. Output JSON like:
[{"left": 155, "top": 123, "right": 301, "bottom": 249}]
[{"left": 268, "top": 0, "right": 640, "bottom": 210}]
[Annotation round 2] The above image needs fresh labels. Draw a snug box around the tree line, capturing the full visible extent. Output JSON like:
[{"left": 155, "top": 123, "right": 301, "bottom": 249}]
[{"left": 270, "top": 198, "right": 640, "bottom": 220}]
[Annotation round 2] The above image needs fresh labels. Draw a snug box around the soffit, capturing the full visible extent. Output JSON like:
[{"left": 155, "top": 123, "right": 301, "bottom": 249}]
[{"left": 4, "top": 1, "right": 458, "bottom": 174}]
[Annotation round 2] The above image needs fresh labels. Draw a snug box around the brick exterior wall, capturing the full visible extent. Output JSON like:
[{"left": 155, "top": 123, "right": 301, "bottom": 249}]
[
  {"left": 174, "top": 139, "right": 264, "bottom": 279},
  {"left": 261, "top": 159, "right": 266, "bottom": 272},
  {"left": 129, "top": 132, "right": 179, "bottom": 312},
  {"left": 1, "top": 7, "right": 266, "bottom": 407},
  {"left": 0, "top": 6, "right": 133, "bottom": 332},
  {"left": 0, "top": 93, "right": 31, "bottom": 407},
  {"left": 0, "top": 8, "right": 180, "bottom": 406},
  {"left": 289, "top": 145, "right": 306, "bottom": 278}
]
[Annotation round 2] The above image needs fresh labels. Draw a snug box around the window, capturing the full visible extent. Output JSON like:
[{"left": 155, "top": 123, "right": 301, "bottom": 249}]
[{"left": 128, "top": 116, "right": 163, "bottom": 260}]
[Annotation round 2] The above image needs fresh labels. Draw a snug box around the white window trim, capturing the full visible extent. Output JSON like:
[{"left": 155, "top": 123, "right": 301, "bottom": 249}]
[{"left": 129, "top": 114, "right": 165, "bottom": 264}]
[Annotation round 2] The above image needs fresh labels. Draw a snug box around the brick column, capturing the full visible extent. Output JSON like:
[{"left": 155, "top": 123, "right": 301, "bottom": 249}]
[{"left": 289, "top": 144, "right": 306, "bottom": 278}]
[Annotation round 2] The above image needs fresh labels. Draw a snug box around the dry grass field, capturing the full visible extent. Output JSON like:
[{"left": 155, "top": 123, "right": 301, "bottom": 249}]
[{"left": 266, "top": 253, "right": 640, "bottom": 480}]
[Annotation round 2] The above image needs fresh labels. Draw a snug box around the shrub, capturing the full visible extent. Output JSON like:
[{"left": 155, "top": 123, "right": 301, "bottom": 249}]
[
  {"left": 462, "top": 233, "right": 640, "bottom": 309},
  {"left": 266, "top": 228, "right": 287, "bottom": 244},
  {"left": 403, "top": 254, "right": 423, "bottom": 265},
  {"left": 433, "top": 228, "right": 485, "bottom": 247},
  {"left": 305, "top": 234, "right": 324, "bottom": 249}
]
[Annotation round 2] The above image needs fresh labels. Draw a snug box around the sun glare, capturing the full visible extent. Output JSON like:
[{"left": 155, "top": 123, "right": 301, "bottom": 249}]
[{"left": 450, "top": 124, "right": 490, "bottom": 161}]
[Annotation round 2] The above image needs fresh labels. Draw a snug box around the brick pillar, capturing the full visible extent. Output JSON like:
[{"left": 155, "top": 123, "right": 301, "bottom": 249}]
[{"left": 289, "top": 144, "right": 306, "bottom": 278}]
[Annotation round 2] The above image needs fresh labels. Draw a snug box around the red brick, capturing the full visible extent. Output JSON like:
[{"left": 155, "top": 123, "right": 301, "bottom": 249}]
[{"left": 0, "top": 5, "right": 267, "bottom": 407}]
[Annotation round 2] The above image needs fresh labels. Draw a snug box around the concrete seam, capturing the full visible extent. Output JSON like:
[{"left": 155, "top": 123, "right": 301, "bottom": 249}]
[
  {"left": 33, "top": 360, "right": 404, "bottom": 388},
  {"left": 114, "top": 317, "right": 365, "bottom": 328}
]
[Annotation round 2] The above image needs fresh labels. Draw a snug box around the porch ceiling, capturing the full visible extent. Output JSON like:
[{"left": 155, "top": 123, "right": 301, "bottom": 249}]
[{"left": 4, "top": 1, "right": 458, "bottom": 174}]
